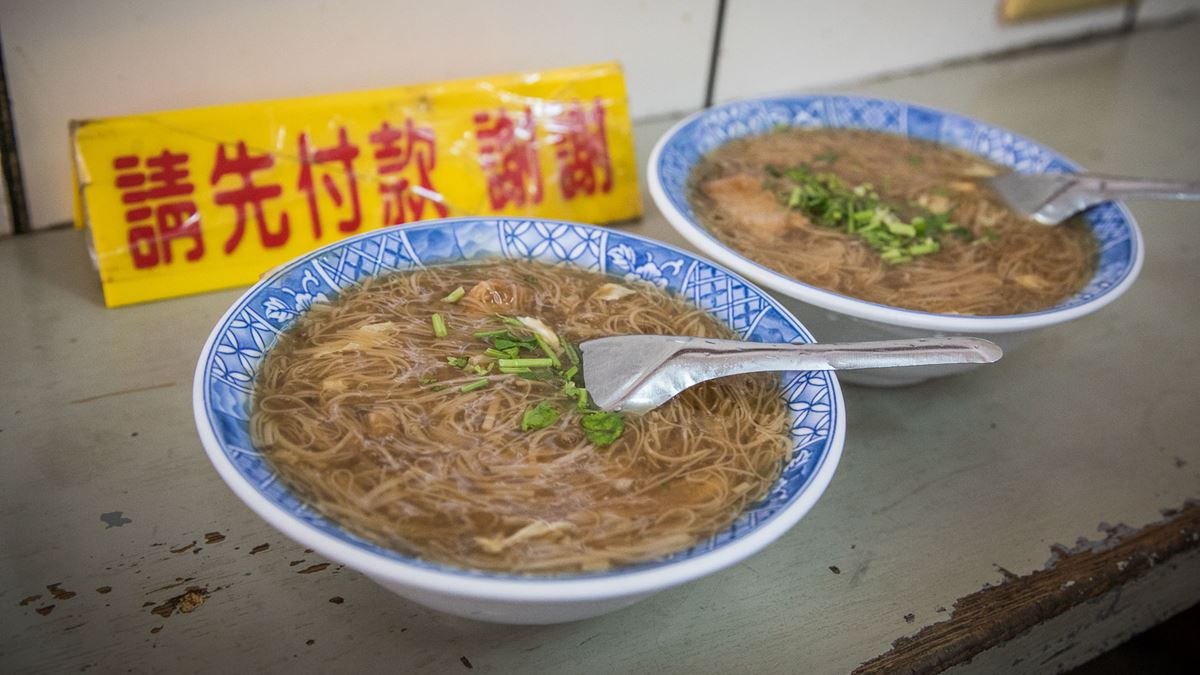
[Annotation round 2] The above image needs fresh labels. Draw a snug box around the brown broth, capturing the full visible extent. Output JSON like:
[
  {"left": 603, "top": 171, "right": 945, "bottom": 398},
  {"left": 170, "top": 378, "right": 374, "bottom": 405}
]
[
  {"left": 689, "top": 128, "right": 1096, "bottom": 315},
  {"left": 252, "top": 260, "right": 790, "bottom": 574}
]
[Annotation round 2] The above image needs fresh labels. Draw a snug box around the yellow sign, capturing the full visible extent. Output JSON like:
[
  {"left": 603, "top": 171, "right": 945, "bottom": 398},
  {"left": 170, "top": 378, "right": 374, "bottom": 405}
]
[{"left": 71, "top": 63, "right": 641, "bottom": 307}]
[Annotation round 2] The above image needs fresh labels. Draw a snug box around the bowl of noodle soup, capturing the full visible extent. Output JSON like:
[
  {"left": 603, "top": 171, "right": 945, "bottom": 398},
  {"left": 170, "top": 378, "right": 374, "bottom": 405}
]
[
  {"left": 194, "top": 217, "right": 844, "bottom": 624},
  {"left": 649, "top": 95, "right": 1144, "bottom": 386}
]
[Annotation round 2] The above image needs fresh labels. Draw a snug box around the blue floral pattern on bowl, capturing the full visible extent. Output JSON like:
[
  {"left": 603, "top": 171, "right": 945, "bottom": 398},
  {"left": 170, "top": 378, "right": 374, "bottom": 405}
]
[
  {"left": 653, "top": 95, "right": 1139, "bottom": 319},
  {"left": 198, "top": 218, "right": 841, "bottom": 580}
]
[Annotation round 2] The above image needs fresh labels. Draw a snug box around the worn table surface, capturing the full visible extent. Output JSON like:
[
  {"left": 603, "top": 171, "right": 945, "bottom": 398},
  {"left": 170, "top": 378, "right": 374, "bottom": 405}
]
[{"left": 3, "top": 19, "right": 1199, "bottom": 674}]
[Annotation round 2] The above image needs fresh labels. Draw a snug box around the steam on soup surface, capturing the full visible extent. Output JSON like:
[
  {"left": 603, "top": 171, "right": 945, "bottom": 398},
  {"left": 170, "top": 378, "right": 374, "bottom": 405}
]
[
  {"left": 688, "top": 128, "right": 1097, "bottom": 315},
  {"left": 252, "top": 260, "right": 790, "bottom": 574}
]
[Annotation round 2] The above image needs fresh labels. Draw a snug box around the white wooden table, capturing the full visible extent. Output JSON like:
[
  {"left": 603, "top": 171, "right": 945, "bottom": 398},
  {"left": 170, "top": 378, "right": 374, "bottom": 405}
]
[{"left": 3, "top": 20, "right": 1199, "bottom": 674}]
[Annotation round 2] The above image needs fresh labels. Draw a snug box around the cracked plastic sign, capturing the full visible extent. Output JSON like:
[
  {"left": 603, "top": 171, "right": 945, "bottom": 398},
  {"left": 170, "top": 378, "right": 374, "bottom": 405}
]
[{"left": 70, "top": 62, "right": 641, "bottom": 307}]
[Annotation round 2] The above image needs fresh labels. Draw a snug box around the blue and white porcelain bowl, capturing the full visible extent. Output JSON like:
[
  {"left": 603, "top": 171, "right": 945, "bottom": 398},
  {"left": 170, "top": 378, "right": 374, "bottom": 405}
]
[
  {"left": 649, "top": 95, "right": 1145, "bottom": 386},
  {"left": 193, "top": 218, "right": 845, "bottom": 624}
]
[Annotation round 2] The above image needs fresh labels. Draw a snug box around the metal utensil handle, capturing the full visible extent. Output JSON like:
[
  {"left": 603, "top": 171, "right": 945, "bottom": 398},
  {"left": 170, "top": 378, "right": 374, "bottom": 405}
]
[
  {"left": 674, "top": 337, "right": 1002, "bottom": 377},
  {"left": 1076, "top": 175, "right": 1200, "bottom": 201}
]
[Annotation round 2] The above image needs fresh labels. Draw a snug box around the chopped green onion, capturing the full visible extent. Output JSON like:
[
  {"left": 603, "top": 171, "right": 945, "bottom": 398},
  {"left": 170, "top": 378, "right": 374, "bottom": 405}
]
[
  {"left": 908, "top": 238, "right": 940, "bottom": 256},
  {"left": 431, "top": 313, "right": 448, "bottom": 338},
  {"left": 521, "top": 402, "right": 560, "bottom": 431},
  {"left": 497, "top": 315, "right": 524, "bottom": 327},
  {"left": 563, "top": 365, "right": 578, "bottom": 382},
  {"left": 883, "top": 219, "right": 916, "bottom": 237},
  {"left": 468, "top": 363, "right": 492, "bottom": 376},
  {"left": 575, "top": 387, "right": 589, "bottom": 411},
  {"left": 499, "top": 366, "right": 531, "bottom": 374},
  {"left": 562, "top": 341, "right": 581, "bottom": 367},
  {"left": 498, "top": 358, "right": 554, "bottom": 369},
  {"left": 493, "top": 336, "right": 536, "bottom": 351},
  {"left": 417, "top": 376, "right": 438, "bottom": 385},
  {"left": 459, "top": 378, "right": 489, "bottom": 393},
  {"left": 880, "top": 249, "right": 912, "bottom": 264},
  {"left": 517, "top": 370, "right": 556, "bottom": 381},
  {"left": 440, "top": 286, "right": 466, "bottom": 303},
  {"left": 473, "top": 329, "right": 510, "bottom": 339},
  {"left": 787, "top": 187, "right": 803, "bottom": 208},
  {"left": 580, "top": 411, "right": 623, "bottom": 446},
  {"left": 533, "top": 333, "right": 562, "bottom": 368},
  {"left": 446, "top": 356, "right": 469, "bottom": 368},
  {"left": 484, "top": 347, "right": 519, "bottom": 359}
]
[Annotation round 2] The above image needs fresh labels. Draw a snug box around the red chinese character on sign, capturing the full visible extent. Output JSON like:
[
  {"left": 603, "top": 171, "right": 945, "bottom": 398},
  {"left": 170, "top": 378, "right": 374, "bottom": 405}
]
[
  {"left": 112, "top": 151, "right": 203, "bottom": 269},
  {"left": 473, "top": 107, "right": 543, "bottom": 210},
  {"left": 298, "top": 128, "right": 361, "bottom": 238},
  {"left": 549, "top": 97, "right": 613, "bottom": 200},
  {"left": 210, "top": 142, "right": 289, "bottom": 254},
  {"left": 368, "top": 118, "right": 447, "bottom": 225}
]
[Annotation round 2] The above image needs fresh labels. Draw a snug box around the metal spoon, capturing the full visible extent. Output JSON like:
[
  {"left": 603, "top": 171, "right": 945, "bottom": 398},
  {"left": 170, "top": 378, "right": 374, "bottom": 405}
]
[
  {"left": 580, "top": 336, "right": 1002, "bottom": 413},
  {"left": 987, "top": 173, "right": 1200, "bottom": 225}
]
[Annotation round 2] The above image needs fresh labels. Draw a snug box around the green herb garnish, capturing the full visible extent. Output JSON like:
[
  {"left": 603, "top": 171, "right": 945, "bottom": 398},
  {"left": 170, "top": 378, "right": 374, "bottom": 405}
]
[
  {"left": 417, "top": 375, "right": 439, "bottom": 385},
  {"left": 517, "top": 370, "right": 557, "bottom": 381},
  {"left": 521, "top": 402, "right": 560, "bottom": 431},
  {"left": 580, "top": 411, "right": 624, "bottom": 446},
  {"left": 446, "top": 356, "right": 469, "bottom": 368},
  {"left": 498, "top": 358, "right": 554, "bottom": 369},
  {"left": 493, "top": 338, "right": 533, "bottom": 352},
  {"left": 907, "top": 238, "right": 940, "bottom": 257},
  {"left": 441, "top": 286, "right": 466, "bottom": 303},
  {"left": 483, "top": 330, "right": 538, "bottom": 352},
  {"left": 473, "top": 329, "right": 510, "bottom": 339},
  {"left": 460, "top": 378, "right": 489, "bottom": 393},
  {"left": 562, "top": 340, "right": 581, "bottom": 368},
  {"left": 485, "top": 346, "right": 519, "bottom": 359},
  {"left": 431, "top": 313, "right": 448, "bottom": 338},
  {"left": 773, "top": 164, "right": 976, "bottom": 265},
  {"left": 533, "top": 333, "right": 562, "bottom": 368}
]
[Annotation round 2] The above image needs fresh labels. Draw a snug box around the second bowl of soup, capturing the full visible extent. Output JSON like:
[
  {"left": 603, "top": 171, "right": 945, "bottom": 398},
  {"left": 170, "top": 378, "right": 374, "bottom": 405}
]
[{"left": 649, "top": 95, "right": 1143, "bottom": 386}]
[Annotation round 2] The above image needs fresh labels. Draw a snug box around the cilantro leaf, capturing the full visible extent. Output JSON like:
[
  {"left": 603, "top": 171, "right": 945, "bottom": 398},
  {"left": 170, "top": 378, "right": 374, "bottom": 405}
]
[
  {"left": 521, "top": 402, "right": 560, "bottom": 431},
  {"left": 580, "top": 412, "right": 624, "bottom": 446}
]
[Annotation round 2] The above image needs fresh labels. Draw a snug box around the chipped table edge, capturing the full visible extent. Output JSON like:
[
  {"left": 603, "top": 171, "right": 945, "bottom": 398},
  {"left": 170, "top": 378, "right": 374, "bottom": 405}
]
[{"left": 855, "top": 502, "right": 1200, "bottom": 674}]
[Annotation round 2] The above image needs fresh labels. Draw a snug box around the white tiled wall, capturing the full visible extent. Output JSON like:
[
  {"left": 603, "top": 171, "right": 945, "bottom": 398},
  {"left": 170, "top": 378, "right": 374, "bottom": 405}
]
[
  {"left": 3, "top": 0, "right": 1190, "bottom": 231},
  {"left": 0, "top": 0, "right": 719, "bottom": 230},
  {"left": 713, "top": 0, "right": 1133, "bottom": 104}
]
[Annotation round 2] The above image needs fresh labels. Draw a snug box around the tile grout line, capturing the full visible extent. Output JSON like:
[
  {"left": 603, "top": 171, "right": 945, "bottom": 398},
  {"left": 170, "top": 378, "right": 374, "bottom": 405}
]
[
  {"left": 0, "top": 30, "right": 31, "bottom": 235},
  {"left": 703, "top": 0, "right": 729, "bottom": 108}
]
